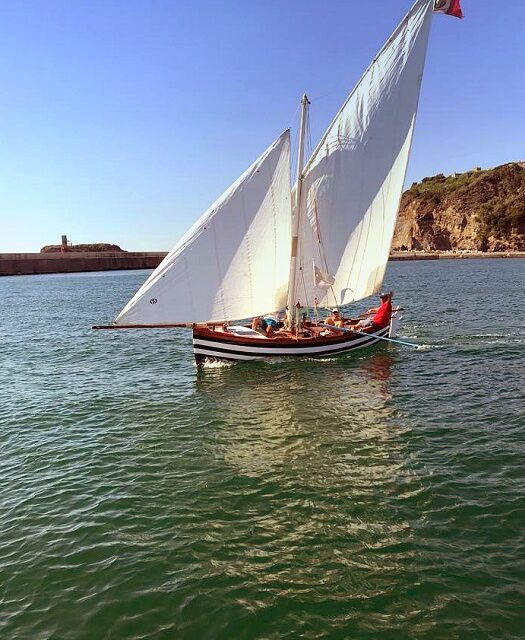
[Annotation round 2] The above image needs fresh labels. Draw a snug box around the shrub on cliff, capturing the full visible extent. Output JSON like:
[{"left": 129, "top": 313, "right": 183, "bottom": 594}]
[{"left": 398, "top": 162, "right": 525, "bottom": 251}]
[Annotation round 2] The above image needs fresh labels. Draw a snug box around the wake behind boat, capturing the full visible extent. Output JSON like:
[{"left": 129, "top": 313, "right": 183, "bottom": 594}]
[{"left": 93, "top": 0, "right": 463, "bottom": 365}]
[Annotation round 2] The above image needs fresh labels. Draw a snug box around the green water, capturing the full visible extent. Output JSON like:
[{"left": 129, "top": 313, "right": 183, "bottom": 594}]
[{"left": 1, "top": 259, "right": 524, "bottom": 639}]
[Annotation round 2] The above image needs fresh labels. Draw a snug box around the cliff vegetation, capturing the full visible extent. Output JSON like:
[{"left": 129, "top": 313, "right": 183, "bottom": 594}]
[
  {"left": 393, "top": 162, "right": 525, "bottom": 252},
  {"left": 40, "top": 243, "right": 125, "bottom": 253}
]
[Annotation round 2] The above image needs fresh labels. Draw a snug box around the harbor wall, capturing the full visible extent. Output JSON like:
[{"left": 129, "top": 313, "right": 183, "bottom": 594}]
[
  {"left": 0, "top": 252, "right": 168, "bottom": 276},
  {"left": 1, "top": 250, "right": 523, "bottom": 276},
  {"left": 389, "top": 251, "right": 525, "bottom": 261}
]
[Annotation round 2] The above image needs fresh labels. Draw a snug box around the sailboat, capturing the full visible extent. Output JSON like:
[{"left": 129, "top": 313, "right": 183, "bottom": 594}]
[{"left": 94, "top": 0, "right": 462, "bottom": 365}]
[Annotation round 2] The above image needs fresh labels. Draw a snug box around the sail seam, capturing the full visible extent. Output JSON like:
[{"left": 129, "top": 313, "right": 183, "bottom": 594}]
[
  {"left": 183, "top": 254, "right": 197, "bottom": 321},
  {"left": 303, "top": 0, "right": 429, "bottom": 175}
]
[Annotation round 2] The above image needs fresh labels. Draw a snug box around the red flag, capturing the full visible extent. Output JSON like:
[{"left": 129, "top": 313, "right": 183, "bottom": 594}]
[{"left": 433, "top": 0, "right": 464, "bottom": 19}]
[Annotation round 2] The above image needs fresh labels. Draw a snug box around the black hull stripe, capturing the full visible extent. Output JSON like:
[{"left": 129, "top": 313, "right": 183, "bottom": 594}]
[
  {"left": 192, "top": 328, "right": 388, "bottom": 350},
  {"left": 193, "top": 328, "right": 388, "bottom": 356},
  {"left": 194, "top": 333, "right": 385, "bottom": 359}
]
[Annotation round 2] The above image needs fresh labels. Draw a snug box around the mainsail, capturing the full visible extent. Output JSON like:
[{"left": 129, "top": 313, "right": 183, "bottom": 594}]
[
  {"left": 115, "top": 0, "right": 438, "bottom": 329},
  {"left": 115, "top": 131, "right": 292, "bottom": 325},
  {"left": 290, "top": 0, "right": 434, "bottom": 308}
]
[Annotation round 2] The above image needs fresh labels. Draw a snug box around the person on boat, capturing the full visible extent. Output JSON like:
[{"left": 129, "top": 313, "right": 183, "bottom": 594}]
[
  {"left": 356, "top": 292, "right": 393, "bottom": 331},
  {"left": 325, "top": 308, "right": 344, "bottom": 327},
  {"left": 252, "top": 314, "right": 278, "bottom": 335}
]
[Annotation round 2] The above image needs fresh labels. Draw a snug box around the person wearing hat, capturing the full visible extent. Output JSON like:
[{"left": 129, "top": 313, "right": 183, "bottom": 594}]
[
  {"left": 356, "top": 291, "right": 393, "bottom": 330},
  {"left": 325, "top": 308, "right": 344, "bottom": 327}
]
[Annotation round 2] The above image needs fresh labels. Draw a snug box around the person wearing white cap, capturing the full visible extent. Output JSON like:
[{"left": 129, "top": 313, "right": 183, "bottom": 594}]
[{"left": 325, "top": 308, "right": 344, "bottom": 327}]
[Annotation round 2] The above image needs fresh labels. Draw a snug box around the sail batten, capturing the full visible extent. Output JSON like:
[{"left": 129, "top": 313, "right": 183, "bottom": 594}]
[
  {"left": 293, "top": 0, "right": 434, "bottom": 308},
  {"left": 115, "top": 131, "right": 292, "bottom": 326}
]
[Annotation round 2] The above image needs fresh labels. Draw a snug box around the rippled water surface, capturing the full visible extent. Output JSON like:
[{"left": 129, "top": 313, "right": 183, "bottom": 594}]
[{"left": 1, "top": 259, "right": 524, "bottom": 639}]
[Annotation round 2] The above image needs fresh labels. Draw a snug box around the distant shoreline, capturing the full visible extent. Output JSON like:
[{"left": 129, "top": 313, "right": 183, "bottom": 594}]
[
  {"left": 1, "top": 250, "right": 524, "bottom": 277},
  {"left": 389, "top": 251, "right": 525, "bottom": 261}
]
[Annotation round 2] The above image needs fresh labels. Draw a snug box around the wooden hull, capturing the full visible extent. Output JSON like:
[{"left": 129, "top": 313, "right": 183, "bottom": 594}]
[{"left": 192, "top": 324, "right": 391, "bottom": 365}]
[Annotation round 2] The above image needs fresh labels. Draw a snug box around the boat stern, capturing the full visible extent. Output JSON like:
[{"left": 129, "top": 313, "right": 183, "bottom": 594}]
[{"left": 389, "top": 309, "right": 403, "bottom": 337}]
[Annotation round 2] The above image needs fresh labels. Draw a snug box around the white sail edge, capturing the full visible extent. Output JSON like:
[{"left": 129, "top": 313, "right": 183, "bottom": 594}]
[
  {"left": 115, "top": 130, "right": 292, "bottom": 326},
  {"left": 293, "top": 0, "right": 435, "bottom": 309},
  {"left": 303, "top": 0, "right": 434, "bottom": 177}
]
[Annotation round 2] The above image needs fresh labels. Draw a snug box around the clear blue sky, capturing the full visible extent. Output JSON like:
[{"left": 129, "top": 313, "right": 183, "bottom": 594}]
[{"left": 1, "top": 0, "right": 524, "bottom": 253}]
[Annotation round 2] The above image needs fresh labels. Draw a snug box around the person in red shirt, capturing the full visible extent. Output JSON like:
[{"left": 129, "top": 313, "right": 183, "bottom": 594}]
[{"left": 355, "top": 292, "right": 393, "bottom": 331}]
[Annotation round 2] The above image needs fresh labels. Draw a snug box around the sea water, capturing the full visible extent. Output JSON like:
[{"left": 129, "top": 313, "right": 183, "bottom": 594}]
[{"left": 1, "top": 259, "right": 523, "bottom": 639}]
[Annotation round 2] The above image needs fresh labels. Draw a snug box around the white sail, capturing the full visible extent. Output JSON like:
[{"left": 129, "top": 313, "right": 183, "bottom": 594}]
[
  {"left": 291, "top": 0, "right": 434, "bottom": 308},
  {"left": 115, "top": 131, "right": 292, "bottom": 325}
]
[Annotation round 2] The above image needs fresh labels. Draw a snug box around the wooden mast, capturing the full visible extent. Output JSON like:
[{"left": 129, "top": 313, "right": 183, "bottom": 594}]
[{"left": 286, "top": 94, "right": 309, "bottom": 325}]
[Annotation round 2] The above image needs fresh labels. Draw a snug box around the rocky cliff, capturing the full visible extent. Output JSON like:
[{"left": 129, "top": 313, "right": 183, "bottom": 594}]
[{"left": 393, "top": 162, "right": 525, "bottom": 252}]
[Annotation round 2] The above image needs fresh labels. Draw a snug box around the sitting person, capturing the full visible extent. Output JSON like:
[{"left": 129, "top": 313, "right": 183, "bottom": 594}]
[
  {"left": 356, "top": 292, "right": 393, "bottom": 331},
  {"left": 252, "top": 314, "right": 278, "bottom": 335},
  {"left": 324, "top": 308, "right": 344, "bottom": 328}
]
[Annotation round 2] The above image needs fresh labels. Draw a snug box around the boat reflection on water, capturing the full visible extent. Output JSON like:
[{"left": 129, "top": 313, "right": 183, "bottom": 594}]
[
  {"left": 195, "top": 347, "right": 401, "bottom": 481},
  {"left": 191, "top": 348, "right": 421, "bottom": 611},
  {"left": 362, "top": 349, "right": 395, "bottom": 394}
]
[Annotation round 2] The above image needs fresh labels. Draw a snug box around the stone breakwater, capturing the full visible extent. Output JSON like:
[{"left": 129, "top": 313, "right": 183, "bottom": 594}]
[
  {"left": 390, "top": 251, "right": 525, "bottom": 261},
  {"left": 2, "top": 250, "right": 523, "bottom": 276},
  {"left": 0, "top": 251, "right": 168, "bottom": 276}
]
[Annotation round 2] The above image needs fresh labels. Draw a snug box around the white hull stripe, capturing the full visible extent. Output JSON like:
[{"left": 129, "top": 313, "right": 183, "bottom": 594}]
[
  {"left": 193, "top": 329, "right": 388, "bottom": 359},
  {"left": 193, "top": 348, "right": 260, "bottom": 361}
]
